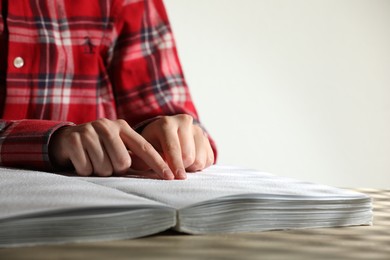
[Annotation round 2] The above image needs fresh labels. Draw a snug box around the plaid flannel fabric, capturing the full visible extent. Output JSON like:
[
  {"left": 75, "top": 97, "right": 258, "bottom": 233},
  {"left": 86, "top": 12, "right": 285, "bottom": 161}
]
[{"left": 0, "top": 0, "right": 215, "bottom": 171}]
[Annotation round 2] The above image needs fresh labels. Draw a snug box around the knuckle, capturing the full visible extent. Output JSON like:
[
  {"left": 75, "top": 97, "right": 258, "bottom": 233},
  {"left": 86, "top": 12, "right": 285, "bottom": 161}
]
[
  {"left": 208, "top": 153, "right": 215, "bottom": 165},
  {"left": 182, "top": 151, "right": 195, "bottom": 166},
  {"left": 68, "top": 132, "right": 81, "bottom": 147},
  {"left": 159, "top": 116, "right": 172, "bottom": 129},
  {"left": 79, "top": 124, "right": 95, "bottom": 136},
  {"left": 76, "top": 167, "right": 93, "bottom": 177},
  {"left": 193, "top": 125, "right": 204, "bottom": 136},
  {"left": 78, "top": 127, "right": 97, "bottom": 145},
  {"left": 97, "top": 118, "right": 110, "bottom": 124},
  {"left": 206, "top": 157, "right": 213, "bottom": 168},
  {"left": 90, "top": 119, "right": 105, "bottom": 130},
  {"left": 103, "top": 130, "right": 117, "bottom": 142},
  {"left": 165, "top": 141, "right": 180, "bottom": 153},
  {"left": 94, "top": 120, "right": 117, "bottom": 140},
  {"left": 100, "top": 171, "right": 113, "bottom": 177},
  {"left": 115, "top": 156, "right": 131, "bottom": 173},
  {"left": 95, "top": 168, "right": 113, "bottom": 177},
  {"left": 176, "top": 114, "right": 193, "bottom": 124},
  {"left": 94, "top": 118, "right": 111, "bottom": 128},
  {"left": 141, "top": 141, "right": 154, "bottom": 153},
  {"left": 115, "top": 119, "right": 128, "bottom": 128},
  {"left": 192, "top": 158, "right": 205, "bottom": 171}
]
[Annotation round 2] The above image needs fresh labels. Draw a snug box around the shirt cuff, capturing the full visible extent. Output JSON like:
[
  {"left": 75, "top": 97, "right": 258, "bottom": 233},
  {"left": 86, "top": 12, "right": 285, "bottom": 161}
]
[{"left": 0, "top": 120, "right": 74, "bottom": 171}]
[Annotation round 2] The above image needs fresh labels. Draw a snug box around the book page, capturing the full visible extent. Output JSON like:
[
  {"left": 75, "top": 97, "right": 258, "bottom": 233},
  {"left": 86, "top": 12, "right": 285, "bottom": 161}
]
[
  {"left": 81, "top": 165, "right": 369, "bottom": 209},
  {"left": 0, "top": 167, "right": 169, "bottom": 220},
  {"left": 0, "top": 167, "right": 177, "bottom": 247},
  {"left": 79, "top": 165, "right": 372, "bottom": 234}
]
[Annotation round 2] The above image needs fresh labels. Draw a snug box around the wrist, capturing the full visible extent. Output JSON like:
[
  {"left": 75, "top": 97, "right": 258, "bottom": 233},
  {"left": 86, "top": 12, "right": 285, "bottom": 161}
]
[{"left": 48, "top": 126, "right": 74, "bottom": 170}]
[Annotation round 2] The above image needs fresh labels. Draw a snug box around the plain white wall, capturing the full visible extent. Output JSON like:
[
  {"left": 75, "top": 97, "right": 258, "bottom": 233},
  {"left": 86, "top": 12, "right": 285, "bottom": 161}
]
[{"left": 164, "top": 0, "right": 390, "bottom": 188}]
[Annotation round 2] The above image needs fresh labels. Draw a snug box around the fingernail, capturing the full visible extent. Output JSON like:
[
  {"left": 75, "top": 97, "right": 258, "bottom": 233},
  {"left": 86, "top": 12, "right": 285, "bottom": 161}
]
[{"left": 176, "top": 169, "right": 187, "bottom": 180}]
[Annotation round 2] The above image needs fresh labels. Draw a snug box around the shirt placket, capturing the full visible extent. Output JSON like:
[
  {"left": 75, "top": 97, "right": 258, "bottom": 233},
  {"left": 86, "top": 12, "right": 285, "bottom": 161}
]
[
  {"left": 2, "top": 0, "right": 33, "bottom": 120},
  {"left": 0, "top": 0, "right": 8, "bottom": 116}
]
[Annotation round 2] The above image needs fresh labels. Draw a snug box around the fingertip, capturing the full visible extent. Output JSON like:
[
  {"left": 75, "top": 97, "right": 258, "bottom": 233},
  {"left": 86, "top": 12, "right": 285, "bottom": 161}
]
[
  {"left": 175, "top": 168, "right": 187, "bottom": 180},
  {"left": 163, "top": 168, "right": 175, "bottom": 180}
]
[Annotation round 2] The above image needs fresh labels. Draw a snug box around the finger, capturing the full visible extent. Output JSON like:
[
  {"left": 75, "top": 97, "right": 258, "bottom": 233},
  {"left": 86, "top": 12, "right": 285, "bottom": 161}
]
[
  {"left": 205, "top": 137, "right": 215, "bottom": 168},
  {"left": 178, "top": 121, "right": 196, "bottom": 169},
  {"left": 186, "top": 127, "right": 208, "bottom": 172},
  {"left": 94, "top": 121, "right": 131, "bottom": 175},
  {"left": 88, "top": 144, "right": 114, "bottom": 177},
  {"left": 118, "top": 121, "right": 174, "bottom": 180},
  {"left": 81, "top": 127, "right": 113, "bottom": 177},
  {"left": 159, "top": 125, "right": 187, "bottom": 180},
  {"left": 67, "top": 133, "right": 93, "bottom": 176}
]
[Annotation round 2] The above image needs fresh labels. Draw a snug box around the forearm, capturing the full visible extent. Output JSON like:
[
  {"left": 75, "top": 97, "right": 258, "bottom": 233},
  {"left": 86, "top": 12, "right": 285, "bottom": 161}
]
[{"left": 0, "top": 119, "right": 73, "bottom": 171}]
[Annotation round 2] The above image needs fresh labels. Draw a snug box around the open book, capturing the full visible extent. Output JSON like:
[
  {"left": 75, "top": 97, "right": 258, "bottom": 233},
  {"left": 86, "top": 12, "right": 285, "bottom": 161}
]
[{"left": 0, "top": 165, "right": 372, "bottom": 247}]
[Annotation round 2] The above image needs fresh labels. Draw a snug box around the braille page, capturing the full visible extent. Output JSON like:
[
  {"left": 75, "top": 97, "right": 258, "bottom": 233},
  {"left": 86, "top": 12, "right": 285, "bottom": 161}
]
[
  {"left": 81, "top": 165, "right": 369, "bottom": 209},
  {"left": 0, "top": 167, "right": 177, "bottom": 247},
  {"left": 0, "top": 167, "right": 168, "bottom": 220}
]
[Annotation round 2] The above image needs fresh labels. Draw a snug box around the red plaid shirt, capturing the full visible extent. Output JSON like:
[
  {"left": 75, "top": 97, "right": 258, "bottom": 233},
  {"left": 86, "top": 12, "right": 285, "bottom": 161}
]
[{"left": 0, "top": 0, "right": 215, "bottom": 171}]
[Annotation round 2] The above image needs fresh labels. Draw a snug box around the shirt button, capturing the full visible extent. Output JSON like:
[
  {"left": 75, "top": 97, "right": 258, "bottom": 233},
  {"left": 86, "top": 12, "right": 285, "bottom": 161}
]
[{"left": 13, "top": 57, "right": 25, "bottom": 68}]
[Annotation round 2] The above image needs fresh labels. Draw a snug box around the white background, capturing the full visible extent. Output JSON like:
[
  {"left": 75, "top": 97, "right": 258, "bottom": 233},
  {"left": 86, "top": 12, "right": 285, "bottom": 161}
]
[{"left": 164, "top": 0, "right": 390, "bottom": 188}]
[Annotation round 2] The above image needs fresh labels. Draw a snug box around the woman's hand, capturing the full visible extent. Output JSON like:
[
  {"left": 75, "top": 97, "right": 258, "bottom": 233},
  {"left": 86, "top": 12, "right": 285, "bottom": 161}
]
[
  {"left": 49, "top": 118, "right": 175, "bottom": 179},
  {"left": 138, "top": 114, "right": 215, "bottom": 179}
]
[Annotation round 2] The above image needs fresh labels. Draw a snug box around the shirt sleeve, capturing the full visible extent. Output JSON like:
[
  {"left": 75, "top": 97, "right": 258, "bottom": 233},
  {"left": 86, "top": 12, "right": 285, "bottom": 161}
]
[
  {"left": 109, "top": 0, "right": 217, "bottom": 157},
  {"left": 0, "top": 120, "right": 74, "bottom": 171}
]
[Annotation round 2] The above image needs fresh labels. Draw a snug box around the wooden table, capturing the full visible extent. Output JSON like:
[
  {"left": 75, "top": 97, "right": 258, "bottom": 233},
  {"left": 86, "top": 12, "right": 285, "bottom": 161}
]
[{"left": 1, "top": 189, "right": 389, "bottom": 260}]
